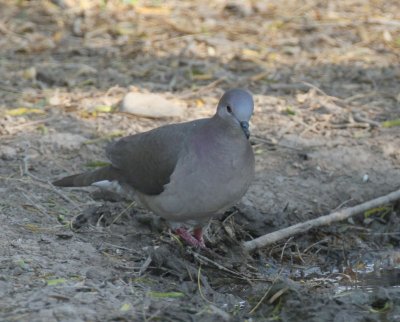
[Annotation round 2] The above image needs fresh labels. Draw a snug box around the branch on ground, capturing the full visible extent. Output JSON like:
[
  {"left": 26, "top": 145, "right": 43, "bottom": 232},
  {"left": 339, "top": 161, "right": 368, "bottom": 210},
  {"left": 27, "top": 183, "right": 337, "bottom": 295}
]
[{"left": 243, "top": 188, "right": 400, "bottom": 252}]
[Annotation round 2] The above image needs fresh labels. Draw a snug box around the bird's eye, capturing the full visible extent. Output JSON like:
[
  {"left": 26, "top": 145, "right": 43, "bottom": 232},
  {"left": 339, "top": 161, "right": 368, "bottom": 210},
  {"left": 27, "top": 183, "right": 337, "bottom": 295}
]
[{"left": 226, "top": 105, "right": 232, "bottom": 113}]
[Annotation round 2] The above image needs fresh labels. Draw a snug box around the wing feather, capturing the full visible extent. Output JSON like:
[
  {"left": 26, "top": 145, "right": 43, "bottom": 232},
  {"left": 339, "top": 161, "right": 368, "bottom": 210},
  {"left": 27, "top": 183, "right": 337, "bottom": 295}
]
[{"left": 106, "top": 119, "right": 206, "bottom": 195}]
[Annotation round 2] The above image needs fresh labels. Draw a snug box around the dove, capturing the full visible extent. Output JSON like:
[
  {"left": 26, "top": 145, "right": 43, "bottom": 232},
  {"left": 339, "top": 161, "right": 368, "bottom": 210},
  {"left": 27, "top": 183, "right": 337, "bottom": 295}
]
[{"left": 53, "top": 89, "right": 255, "bottom": 248}]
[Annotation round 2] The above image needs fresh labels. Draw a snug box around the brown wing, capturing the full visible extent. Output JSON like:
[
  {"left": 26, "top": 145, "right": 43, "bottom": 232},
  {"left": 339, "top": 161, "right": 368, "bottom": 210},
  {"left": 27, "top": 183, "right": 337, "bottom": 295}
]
[{"left": 106, "top": 119, "right": 207, "bottom": 195}]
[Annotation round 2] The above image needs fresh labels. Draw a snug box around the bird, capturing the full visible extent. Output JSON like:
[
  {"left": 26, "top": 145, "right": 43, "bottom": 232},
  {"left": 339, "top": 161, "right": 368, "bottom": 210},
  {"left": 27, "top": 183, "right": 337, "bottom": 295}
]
[{"left": 53, "top": 89, "right": 255, "bottom": 248}]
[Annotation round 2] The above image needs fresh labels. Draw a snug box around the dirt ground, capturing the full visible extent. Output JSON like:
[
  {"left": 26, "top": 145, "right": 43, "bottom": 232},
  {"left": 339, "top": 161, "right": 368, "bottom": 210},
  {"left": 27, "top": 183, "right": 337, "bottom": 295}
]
[{"left": 1, "top": 0, "right": 400, "bottom": 321}]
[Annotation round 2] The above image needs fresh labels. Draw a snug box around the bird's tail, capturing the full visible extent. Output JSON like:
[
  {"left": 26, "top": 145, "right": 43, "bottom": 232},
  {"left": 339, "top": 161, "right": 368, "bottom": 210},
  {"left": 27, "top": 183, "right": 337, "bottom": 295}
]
[{"left": 52, "top": 165, "right": 122, "bottom": 187}]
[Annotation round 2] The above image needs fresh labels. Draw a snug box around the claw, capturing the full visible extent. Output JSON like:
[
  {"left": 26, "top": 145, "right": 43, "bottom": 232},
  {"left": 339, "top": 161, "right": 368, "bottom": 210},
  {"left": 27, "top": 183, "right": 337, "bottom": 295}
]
[
  {"left": 174, "top": 227, "right": 206, "bottom": 249},
  {"left": 192, "top": 227, "right": 206, "bottom": 248}
]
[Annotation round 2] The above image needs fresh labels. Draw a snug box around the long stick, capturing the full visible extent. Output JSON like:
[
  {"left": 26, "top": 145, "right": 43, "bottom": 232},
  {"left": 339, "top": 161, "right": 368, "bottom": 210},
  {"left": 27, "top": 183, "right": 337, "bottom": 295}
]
[{"left": 243, "top": 188, "right": 400, "bottom": 252}]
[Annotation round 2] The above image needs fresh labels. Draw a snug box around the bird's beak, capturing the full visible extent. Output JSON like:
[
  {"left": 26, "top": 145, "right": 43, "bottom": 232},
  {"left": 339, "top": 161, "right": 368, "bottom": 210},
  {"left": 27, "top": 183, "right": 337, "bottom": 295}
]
[{"left": 240, "top": 121, "right": 250, "bottom": 139}]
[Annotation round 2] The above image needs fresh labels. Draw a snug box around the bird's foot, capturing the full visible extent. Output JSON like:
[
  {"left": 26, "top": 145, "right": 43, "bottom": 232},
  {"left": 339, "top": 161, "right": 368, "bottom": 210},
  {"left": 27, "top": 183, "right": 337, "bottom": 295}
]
[
  {"left": 192, "top": 227, "right": 206, "bottom": 248},
  {"left": 174, "top": 227, "right": 206, "bottom": 249}
]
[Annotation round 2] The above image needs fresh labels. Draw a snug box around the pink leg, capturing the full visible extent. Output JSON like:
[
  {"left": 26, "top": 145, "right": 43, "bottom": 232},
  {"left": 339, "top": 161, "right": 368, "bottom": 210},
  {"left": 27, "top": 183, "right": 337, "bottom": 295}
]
[
  {"left": 193, "top": 227, "right": 206, "bottom": 249},
  {"left": 174, "top": 227, "right": 206, "bottom": 249}
]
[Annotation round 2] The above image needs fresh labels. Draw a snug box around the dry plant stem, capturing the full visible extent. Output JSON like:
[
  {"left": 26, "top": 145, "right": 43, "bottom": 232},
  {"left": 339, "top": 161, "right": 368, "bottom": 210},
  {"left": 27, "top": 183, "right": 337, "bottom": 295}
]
[
  {"left": 249, "top": 269, "right": 283, "bottom": 314},
  {"left": 110, "top": 200, "right": 136, "bottom": 225},
  {"left": 352, "top": 113, "right": 381, "bottom": 128},
  {"left": 21, "top": 155, "right": 82, "bottom": 211},
  {"left": 10, "top": 116, "right": 56, "bottom": 130},
  {"left": 197, "top": 265, "right": 212, "bottom": 304},
  {"left": 190, "top": 250, "right": 247, "bottom": 280},
  {"left": 243, "top": 188, "right": 400, "bottom": 252},
  {"left": 179, "top": 78, "right": 226, "bottom": 99},
  {"left": 0, "top": 83, "right": 19, "bottom": 93}
]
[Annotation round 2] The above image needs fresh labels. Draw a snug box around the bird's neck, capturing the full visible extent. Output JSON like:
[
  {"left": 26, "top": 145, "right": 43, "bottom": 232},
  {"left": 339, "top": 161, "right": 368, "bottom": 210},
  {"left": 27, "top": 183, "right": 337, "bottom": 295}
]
[
  {"left": 208, "top": 115, "right": 243, "bottom": 139},
  {"left": 190, "top": 115, "right": 245, "bottom": 159}
]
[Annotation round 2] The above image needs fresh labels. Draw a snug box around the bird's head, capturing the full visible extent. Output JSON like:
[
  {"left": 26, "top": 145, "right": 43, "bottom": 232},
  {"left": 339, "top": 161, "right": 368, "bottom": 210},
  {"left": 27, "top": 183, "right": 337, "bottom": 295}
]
[{"left": 216, "top": 88, "right": 254, "bottom": 139}]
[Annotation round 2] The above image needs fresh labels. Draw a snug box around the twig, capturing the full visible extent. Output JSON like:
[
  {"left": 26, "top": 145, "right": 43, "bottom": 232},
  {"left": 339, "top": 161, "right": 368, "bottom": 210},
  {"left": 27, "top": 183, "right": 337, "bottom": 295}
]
[
  {"left": 366, "top": 232, "right": 400, "bottom": 236},
  {"left": 251, "top": 136, "right": 307, "bottom": 152},
  {"left": 292, "top": 19, "right": 400, "bottom": 29},
  {"left": 251, "top": 136, "right": 276, "bottom": 146},
  {"left": 189, "top": 250, "right": 265, "bottom": 283},
  {"left": 191, "top": 251, "right": 246, "bottom": 279},
  {"left": 367, "top": 18, "right": 400, "bottom": 27},
  {"left": 301, "top": 82, "right": 337, "bottom": 100},
  {"left": 21, "top": 154, "right": 82, "bottom": 211},
  {"left": 178, "top": 78, "right": 226, "bottom": 99},
  {"left": 243, "top": 188, "right": 400, "bottom": 252},
  {"left": 303, "top": 238, "right": 330, "bottom": 253},
  {"left": 330, "top": 123, "right": 370, "bottom": 129},
  {"left": 268, "top": 83, "right": 310, "bottom": 91},
  {"left": 352, "top": 113, "right": 380, "bottom": 128},
  {"left": 9, "top": 116, "right": 56, "bottom": 131},
  {"left": 197, "top": 265, "right": 212, "bottom": 304},
  {"left": 110, "top": 200, "right": 136, "bottom": 225},
  {"left": 249, "top": 269, "right": 283, "bottom": 314},
  {"left": 46, "top": 182, "right": 83, "bottom": 211},
  {"left": 20, "top": 190, "right": 49, "bottom": 217},
  {"left": 102, "top": 242, "right": 141, "bottom": 254},
  {"left": 344, "top": 92, "right": 377, "bottom": 103},
  {"left": 151, "top": 32, "right": 209, "bottom": 44},
  {"left": 138, "top": 255, "right": 152, "bottom": 276},
  {"left": 279, "top": 237, "right": 294, "bottom": 262},
  {"left": 0, "top": 83, "right": 19, "bottom": 93}
]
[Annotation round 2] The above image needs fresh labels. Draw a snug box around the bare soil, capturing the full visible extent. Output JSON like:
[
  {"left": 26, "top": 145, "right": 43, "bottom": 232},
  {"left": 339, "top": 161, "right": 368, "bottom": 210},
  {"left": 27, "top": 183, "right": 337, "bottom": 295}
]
[{"left": 1, "top": 1, "right": 400, "bottom": 321}]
